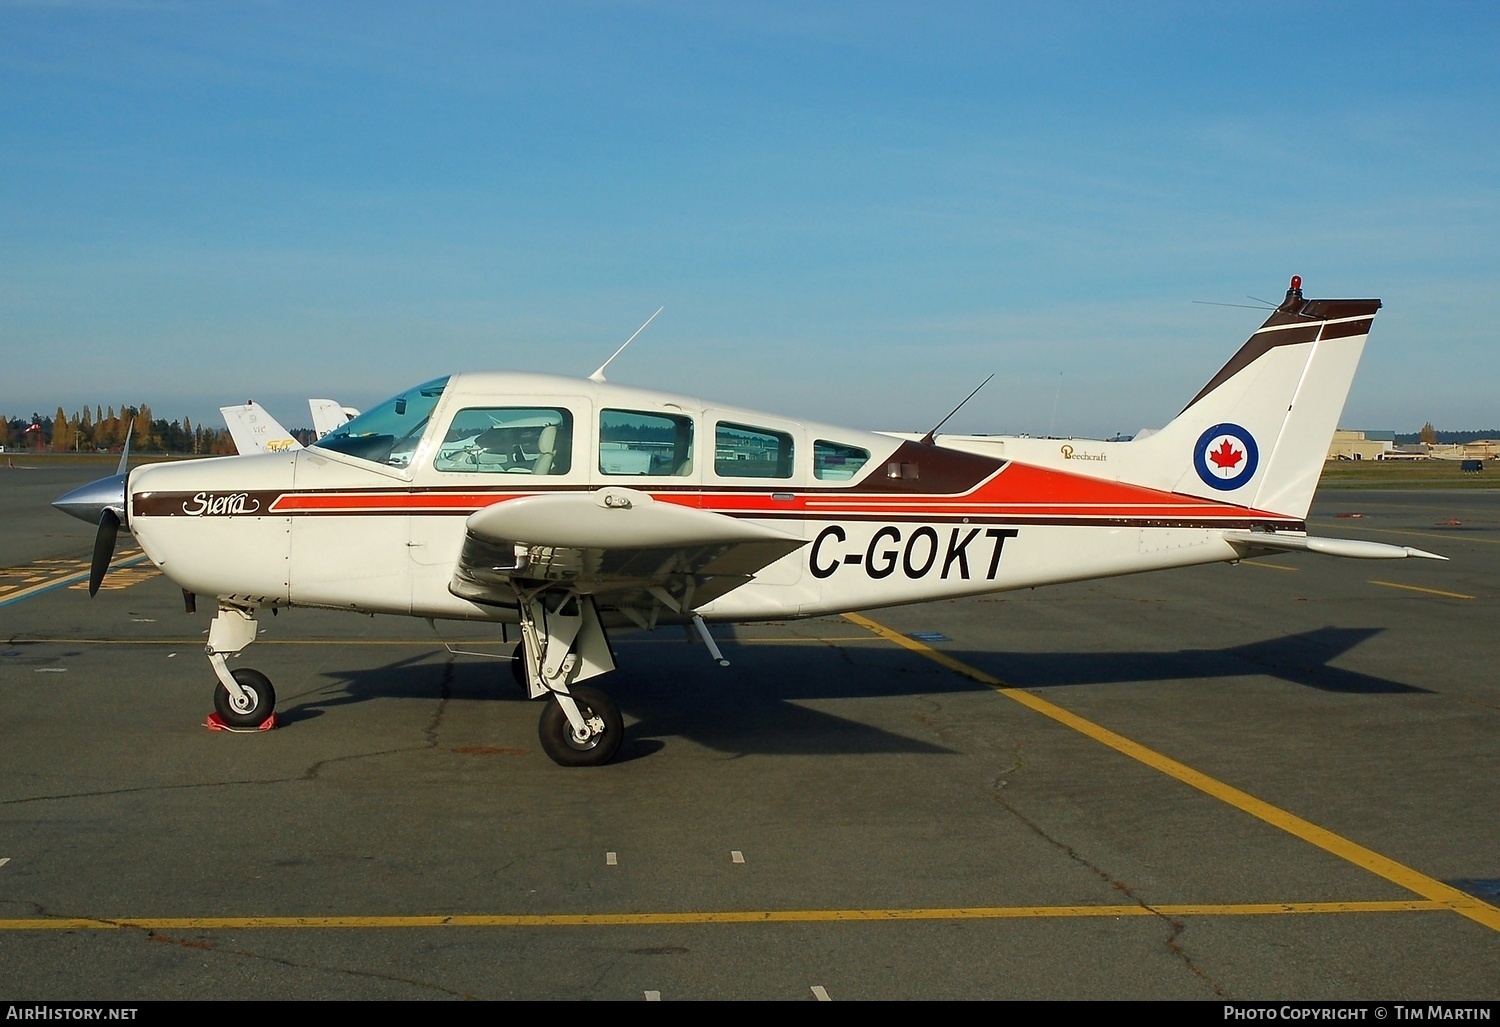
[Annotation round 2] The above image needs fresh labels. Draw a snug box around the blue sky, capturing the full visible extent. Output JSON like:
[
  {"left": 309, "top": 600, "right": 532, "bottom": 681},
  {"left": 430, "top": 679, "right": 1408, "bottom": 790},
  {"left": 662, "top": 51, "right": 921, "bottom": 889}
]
[{"left": 3, "top": 1, "right": 1496, "bottom": 438}]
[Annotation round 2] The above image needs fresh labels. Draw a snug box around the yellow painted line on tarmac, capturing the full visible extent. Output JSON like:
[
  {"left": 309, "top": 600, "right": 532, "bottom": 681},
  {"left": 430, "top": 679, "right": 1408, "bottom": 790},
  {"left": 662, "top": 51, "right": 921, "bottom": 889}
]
[
  {"left": 0, "top": 553, "right": 151, "bottom": 607},
  {"left": 1243, "top": 561, "right": 1298, "bottom": 572},
  {"left": 0, "top": 900, "right": 1448, "bottom": 932},
  {"left": 841, "top": 612, "right": 1500, "bottom": 934},
  {"left": 1368, "top": 580, "right": 1476, "bottom": 600},
  {"left": 1318, "top": 524, "right": 1500, "bottom": 546}
]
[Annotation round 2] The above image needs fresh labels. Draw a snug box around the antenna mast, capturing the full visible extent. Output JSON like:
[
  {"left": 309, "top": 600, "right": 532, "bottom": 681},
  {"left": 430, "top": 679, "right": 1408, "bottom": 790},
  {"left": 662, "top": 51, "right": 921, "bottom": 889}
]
[
  {"left": 920, "top": 374, "right": 993, "bottom": 446},
  {"left": 590, "top": 307, "right": 664, "bottom": 383}
]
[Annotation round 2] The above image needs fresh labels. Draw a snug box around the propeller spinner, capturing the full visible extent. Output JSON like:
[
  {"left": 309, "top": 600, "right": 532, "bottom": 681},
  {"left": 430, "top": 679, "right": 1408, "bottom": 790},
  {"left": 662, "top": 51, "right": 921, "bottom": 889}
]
[{"left": 51, "top": 424, "right": 132, "bottom": 595}]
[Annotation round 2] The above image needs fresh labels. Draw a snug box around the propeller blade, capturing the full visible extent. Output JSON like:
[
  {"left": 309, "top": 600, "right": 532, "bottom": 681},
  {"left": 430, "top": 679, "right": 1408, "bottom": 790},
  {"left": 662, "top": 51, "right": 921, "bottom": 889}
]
[
  {"left": 116, "top": 422, "right": 133, "bottom": 476},
  {"left": 89, "top": 509, "right": 120, "bottom": 597}
]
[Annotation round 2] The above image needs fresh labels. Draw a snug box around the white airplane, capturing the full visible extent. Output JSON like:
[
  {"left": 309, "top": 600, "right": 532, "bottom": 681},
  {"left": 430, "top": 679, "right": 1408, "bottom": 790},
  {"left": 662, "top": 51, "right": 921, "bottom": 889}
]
[
  {"left": 220, "top": 400, "right": 302, "bottom": 455},
  {"left": 54, "top": 277, "right": 1444, "bottom": 766},
  {"left": 222, "top": 399, "right": 361, "bottom": 455},
  {"left": 309, "top": 398, "right": 359, "bottom": 440}
]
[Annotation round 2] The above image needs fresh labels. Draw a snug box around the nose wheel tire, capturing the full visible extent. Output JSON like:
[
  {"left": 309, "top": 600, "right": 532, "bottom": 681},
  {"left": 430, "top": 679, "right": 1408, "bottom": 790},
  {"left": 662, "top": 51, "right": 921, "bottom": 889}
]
[
  {"left": 213, "top": 668, "right": 276, "bottom": 729},
  {"left": 538, "top": 685, "right": 623, "bottom": 767}
]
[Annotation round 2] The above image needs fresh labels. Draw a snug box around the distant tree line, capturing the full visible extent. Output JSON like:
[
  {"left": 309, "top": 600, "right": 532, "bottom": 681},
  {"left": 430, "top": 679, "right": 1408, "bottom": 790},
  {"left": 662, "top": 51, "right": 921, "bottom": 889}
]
[
  {"left": 1395, "top": 423, "right": 1500, "bottom": 445},
  {"left": 1, "top": 405, "right": 237, "bottom": 455}
]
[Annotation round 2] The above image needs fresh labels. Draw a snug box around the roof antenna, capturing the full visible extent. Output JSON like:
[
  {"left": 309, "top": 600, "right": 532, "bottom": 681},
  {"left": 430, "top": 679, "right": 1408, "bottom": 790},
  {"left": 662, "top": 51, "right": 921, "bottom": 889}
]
[
  {"left": 920, "top": 374, "right": 993, "bottom": 446},
  {"left": 590, "top": 307, "right": 664, "bottom": 383}
]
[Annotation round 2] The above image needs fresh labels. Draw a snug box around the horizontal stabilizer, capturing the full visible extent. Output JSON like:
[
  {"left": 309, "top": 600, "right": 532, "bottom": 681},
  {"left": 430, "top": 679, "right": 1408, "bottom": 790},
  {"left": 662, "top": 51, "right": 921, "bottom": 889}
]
[{"left": 1222, "top": 530, "right": 1446, "bottom": 561}]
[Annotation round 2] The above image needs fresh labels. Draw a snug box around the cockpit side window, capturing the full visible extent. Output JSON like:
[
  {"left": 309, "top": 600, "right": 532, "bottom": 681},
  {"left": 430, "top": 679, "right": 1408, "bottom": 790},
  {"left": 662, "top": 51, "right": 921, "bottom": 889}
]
[
  {"left": 434, "top": 407, "right": 573, "bottom": 475},
  {"left": 813, "top": 440, "right": 871, "bottom": 481},
  {"left": 599, "top": 409, "right": 694, "bottom": 476},
  {"left": 312, "top": 376, "right": 450, "bottom": 469}
]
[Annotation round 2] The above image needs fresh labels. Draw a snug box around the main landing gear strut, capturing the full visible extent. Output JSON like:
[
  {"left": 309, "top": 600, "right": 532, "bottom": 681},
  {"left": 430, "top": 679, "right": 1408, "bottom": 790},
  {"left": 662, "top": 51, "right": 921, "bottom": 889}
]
[{"left": 513, "top": 588, "right": 623, "bottom": 767}]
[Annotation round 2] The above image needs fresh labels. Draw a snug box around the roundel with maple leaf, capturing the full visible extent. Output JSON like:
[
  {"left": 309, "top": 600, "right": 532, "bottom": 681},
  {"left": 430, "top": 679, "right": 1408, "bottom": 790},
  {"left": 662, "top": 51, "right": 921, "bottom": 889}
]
[{"left": 1193, "top": 422, "right": 1259, "bottom": 491}]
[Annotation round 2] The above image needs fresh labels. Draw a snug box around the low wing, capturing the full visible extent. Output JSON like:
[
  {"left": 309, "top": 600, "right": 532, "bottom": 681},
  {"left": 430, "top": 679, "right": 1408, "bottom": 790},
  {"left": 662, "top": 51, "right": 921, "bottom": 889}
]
[
  {"left": 451, "top": 487, "right": 807, "bottom": 617},
  {"left": 1222, "top": 529, "right": 1445, "bottom": 561}
]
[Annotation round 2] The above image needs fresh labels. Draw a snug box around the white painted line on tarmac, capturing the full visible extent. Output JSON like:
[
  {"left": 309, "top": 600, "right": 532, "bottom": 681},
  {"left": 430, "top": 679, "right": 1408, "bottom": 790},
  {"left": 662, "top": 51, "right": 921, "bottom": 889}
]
[
  {"left": 644, "top": 991, "right": 661, "bottom": 1001},
  {"left": 0, "top": 858, "right": 10, "bottom": 868},
  {"left": 811, "top": 985, "right": 831, "bottom": 1001},
  {"left": 606, "top": 851, "right": 618, "bottom": 866},
  {"left": 730, "top": 850, "right": 745, "bottom": 864},
  {"left": 35, "top": 668, "right": 65, "bottom": 673}
]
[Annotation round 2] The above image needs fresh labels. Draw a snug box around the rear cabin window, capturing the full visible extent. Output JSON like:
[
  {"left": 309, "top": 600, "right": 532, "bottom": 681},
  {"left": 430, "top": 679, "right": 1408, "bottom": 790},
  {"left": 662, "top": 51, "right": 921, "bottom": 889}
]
[
  {"left": 434, "top": 407, "right": 573, "bottom": 475},
  {"left": 715, "top": 421, "right": 794, "bottom": 479},
  {"left": 813, "top": 440, "right": 871, "bottom": 481},
  {"left": 599, "top": 409, "right": 695, "bottom": 476}
]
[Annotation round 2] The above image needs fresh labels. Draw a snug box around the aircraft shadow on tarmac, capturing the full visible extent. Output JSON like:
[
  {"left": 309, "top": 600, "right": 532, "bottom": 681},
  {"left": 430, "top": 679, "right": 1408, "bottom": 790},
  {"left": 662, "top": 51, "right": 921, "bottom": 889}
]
[
  {"left": 278, "top": 643, "right": 959, "bottom": 758},
  {"left": 955, "top": 625, "right": 1429, "bottom": 696},
  {"left": 274, "top": 624, "right": 1424, "bottom": 759}
]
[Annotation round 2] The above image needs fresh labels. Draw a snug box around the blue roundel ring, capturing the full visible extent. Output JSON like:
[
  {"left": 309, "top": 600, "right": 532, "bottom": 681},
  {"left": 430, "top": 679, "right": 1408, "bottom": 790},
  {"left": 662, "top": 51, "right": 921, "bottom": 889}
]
[{"left": 1193, "top": 423, "right": 1259, "bottom": 491}]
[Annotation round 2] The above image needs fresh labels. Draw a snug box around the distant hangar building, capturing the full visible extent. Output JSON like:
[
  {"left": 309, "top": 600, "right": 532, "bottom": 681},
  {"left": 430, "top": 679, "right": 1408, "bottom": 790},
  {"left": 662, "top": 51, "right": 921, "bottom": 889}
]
[
  {"left": 1327, "top": 431, "right": 1500, "bottom": 462},
  {"left": 1327, "top": 429, "right": 1395, "bottom": 461}
]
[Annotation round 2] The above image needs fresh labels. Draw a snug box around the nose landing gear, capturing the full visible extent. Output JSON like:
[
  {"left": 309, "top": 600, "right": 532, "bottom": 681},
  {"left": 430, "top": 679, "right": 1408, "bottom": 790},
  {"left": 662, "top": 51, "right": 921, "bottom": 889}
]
[{"left": 204, "top": 604, "right": 277, "bottom": 731}]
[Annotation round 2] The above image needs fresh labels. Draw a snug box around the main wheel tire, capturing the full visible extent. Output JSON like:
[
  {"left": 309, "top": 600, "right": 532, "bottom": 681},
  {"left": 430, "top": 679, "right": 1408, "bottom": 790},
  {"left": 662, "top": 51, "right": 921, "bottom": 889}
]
[
  {"left": 537, "top": 685, "right": 623, "bottom": 767},
  {"left": 213, "top": 668, "right": 276, "bottom": 729}
]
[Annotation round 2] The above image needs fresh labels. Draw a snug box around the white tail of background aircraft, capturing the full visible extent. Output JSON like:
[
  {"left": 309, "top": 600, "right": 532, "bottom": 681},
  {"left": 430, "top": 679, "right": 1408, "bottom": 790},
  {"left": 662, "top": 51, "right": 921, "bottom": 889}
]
[
  {"left": 219, "top": 401, "right": 301, "bottom": 455},
  {"left": 309, "top": 398, "right": 358, "bottom": 440}
]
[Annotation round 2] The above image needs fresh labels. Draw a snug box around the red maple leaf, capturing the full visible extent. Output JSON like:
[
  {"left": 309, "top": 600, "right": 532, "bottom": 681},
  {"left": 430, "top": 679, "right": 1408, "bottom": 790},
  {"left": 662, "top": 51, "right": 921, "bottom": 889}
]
[{"left": 1209, "top": 439, "right": 1243, "bottom": 470}]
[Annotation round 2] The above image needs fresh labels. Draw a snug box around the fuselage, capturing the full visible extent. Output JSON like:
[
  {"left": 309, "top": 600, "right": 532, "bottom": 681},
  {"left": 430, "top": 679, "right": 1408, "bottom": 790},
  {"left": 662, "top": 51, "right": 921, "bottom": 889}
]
[{"left": 125, "top": 371, "right": 1301, "bottom": 624}]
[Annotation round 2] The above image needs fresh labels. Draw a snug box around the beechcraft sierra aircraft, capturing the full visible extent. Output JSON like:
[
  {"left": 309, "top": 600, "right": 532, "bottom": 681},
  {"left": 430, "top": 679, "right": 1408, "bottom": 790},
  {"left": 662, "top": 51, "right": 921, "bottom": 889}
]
[{"left": 53, "top": 277, "right": 1444, "bottom": 766}]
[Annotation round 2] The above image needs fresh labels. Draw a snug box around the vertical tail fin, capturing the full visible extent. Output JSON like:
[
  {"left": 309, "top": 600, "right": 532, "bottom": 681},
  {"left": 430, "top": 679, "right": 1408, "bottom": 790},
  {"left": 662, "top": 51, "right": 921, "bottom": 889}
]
[
  {"left": 220, "top": 401, "right": 303, "bottom": 455},
  {"left": 1130, "top": 277, "right": 1381, "bottom": 518}
]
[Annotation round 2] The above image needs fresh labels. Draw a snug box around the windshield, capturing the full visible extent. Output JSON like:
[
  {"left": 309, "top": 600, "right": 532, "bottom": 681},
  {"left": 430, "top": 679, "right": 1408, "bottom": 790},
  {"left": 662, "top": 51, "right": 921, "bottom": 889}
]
[{"left": 311, "top": 376, "right": 450, "bottom": 468}]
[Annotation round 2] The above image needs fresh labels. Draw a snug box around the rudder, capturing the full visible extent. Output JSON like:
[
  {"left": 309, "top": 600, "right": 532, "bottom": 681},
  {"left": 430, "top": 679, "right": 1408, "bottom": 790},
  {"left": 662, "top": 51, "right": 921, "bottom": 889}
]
[{"left": 1130, "top": 277, "right": 1380, "bottom": 519}]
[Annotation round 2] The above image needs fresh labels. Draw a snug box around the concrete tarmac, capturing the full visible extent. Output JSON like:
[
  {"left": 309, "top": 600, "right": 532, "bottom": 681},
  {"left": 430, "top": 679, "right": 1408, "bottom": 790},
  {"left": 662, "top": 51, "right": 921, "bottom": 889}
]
[{"left": 1, "top": 463, "right": 1496, "bottom": 1001}]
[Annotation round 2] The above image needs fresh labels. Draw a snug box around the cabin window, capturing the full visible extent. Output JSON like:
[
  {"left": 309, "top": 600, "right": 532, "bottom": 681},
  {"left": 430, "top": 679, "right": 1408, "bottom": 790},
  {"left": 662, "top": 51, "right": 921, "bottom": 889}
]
[
  {"left": 813, "top": 440, "right": 871, "bottom": 481},
  {"left": 434, "top": 407, "right": 573, "bottom": 475},
  {"left": 715, "top": 421, "right": 793, "bottom": 479},
  {"left": 599, "top": 409, "right": 695, "bottom": 476},
  {"left": 312, "top": 376, "right": 449, "bottom": 468}
]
